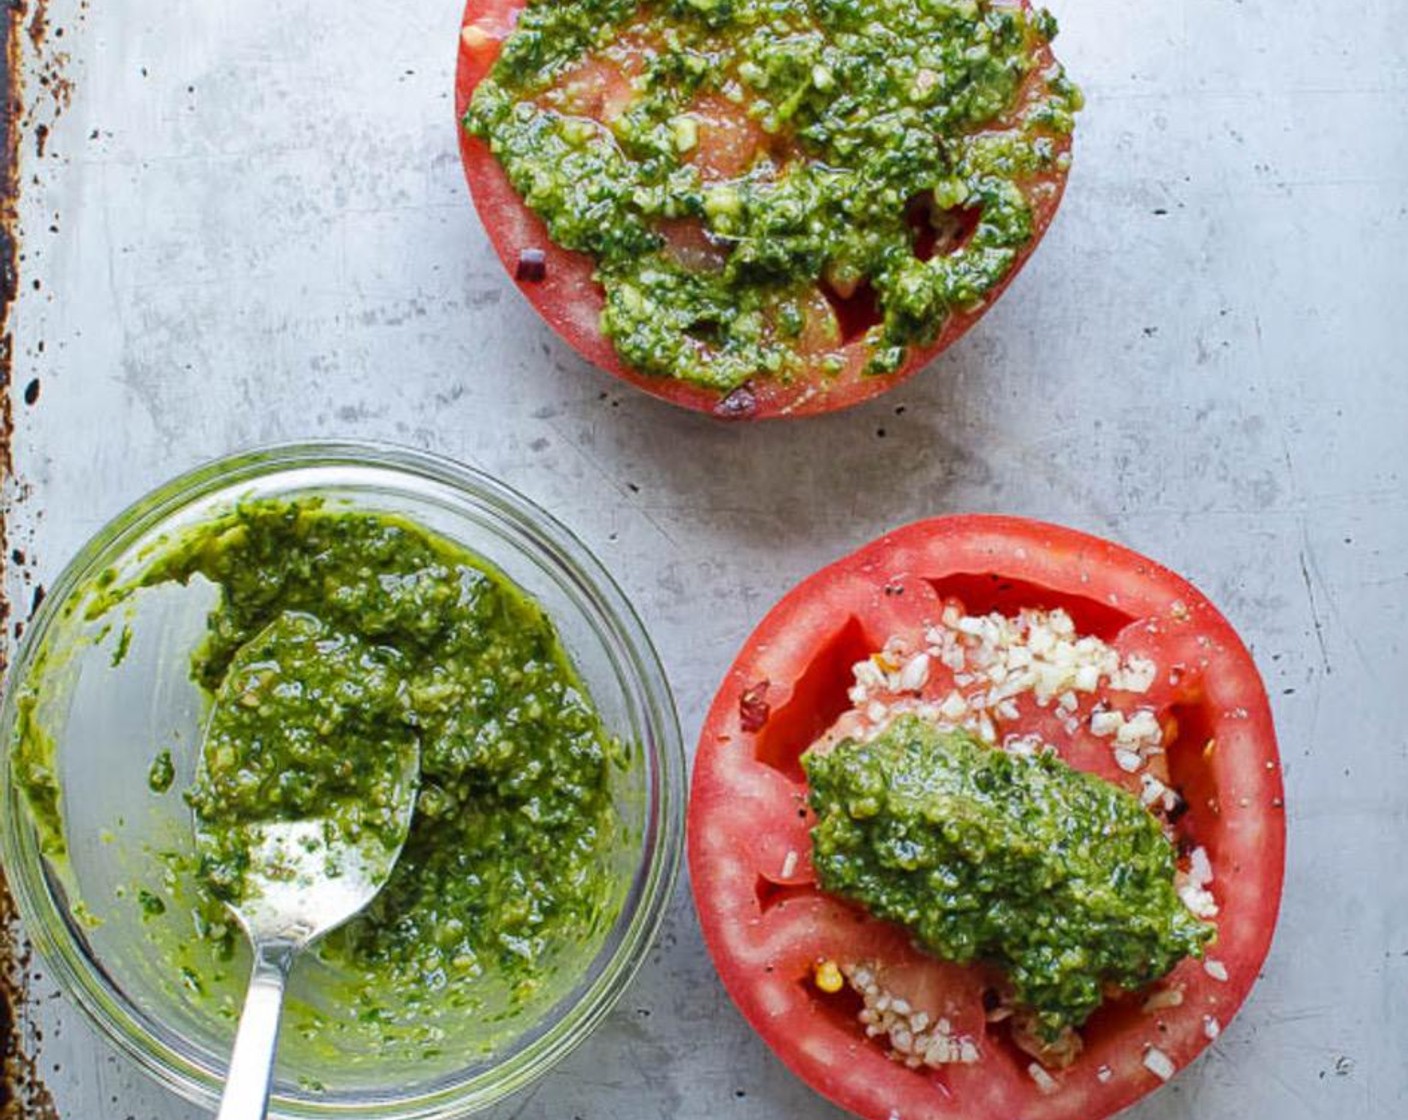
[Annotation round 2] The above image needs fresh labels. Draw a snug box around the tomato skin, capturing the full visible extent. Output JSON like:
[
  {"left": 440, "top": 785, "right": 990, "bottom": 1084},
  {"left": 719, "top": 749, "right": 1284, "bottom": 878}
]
[
  {"left": 688, "top": 516, "right": 1286, "bottom": 1120},
  {"left": 455, "top": 2, "right": 1072, "bottom": 420}
]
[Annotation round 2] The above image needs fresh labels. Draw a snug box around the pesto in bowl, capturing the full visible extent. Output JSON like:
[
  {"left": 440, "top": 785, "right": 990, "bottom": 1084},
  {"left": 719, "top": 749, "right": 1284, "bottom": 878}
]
[
  {"left": 141, "top": 499, "right": 626, "bottom": 1038},
  {"left": 0, "top": 443, "right": 683, "bottom": 1117}
]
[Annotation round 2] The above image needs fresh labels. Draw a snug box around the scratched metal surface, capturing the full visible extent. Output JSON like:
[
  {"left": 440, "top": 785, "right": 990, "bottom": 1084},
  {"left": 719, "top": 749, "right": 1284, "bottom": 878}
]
[{"left": 2, "top": 0, "right": 1405, "bottom": 1116}]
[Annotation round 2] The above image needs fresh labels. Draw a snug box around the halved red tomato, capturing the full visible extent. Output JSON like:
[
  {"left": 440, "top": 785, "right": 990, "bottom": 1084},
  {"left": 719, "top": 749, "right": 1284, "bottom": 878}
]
[
  {"left": 455, "top": 1, "right": 1073, "bottom": 420},
  {"left": 688, "top": 516, "right": 1285, "bottom": 1119}
]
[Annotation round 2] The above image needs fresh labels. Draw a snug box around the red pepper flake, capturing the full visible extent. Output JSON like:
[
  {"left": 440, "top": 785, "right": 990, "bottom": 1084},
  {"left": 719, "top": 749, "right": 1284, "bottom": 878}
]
[
  {"left": 739, "top": 680, "right": 771, "bottom": 732},
  {"left": 516, "top": 247, "right": 547, "bottom": 282},
  {"left": 713, "top": 384, "right": 758, "bottom": 420}
]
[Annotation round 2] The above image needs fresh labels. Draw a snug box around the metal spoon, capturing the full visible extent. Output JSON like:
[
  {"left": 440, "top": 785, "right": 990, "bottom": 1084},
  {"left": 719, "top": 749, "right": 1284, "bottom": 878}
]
[{"left": 192, "top": 615, "right": 420, "bottom": 1120}]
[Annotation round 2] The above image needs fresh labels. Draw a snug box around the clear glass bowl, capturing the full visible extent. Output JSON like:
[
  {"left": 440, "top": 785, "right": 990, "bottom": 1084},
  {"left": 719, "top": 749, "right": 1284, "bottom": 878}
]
[{"left": 0, "top": 441, "right": 684, "bottom": 1118}]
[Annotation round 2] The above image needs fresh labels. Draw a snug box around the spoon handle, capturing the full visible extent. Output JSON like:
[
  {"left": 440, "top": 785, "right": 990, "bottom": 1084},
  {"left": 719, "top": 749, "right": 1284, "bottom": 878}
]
[{"left": 215, "top": 939, "right": 296, "bottom": 1120}]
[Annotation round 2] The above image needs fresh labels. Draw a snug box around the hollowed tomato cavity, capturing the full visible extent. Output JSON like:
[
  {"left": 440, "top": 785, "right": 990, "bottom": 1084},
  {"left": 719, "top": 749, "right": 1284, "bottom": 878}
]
[
  {"left": 755, "top": 875, "right": 817, "bottom": 915},
  {"left": 820, "top": 280, "right": 883, "bottom": 344},
  {"left": 802, "top": 970, "right": 869, "bottom": 1029},
  {"left": 1163, "top": 700, "right": 1222, "bottom": 854},
  {"left": 925, "top": 573, "right": 1136, "bottom": 643},
  {"left": 753, "top": 616, "right": 877, "bottom": 783},
  {"left": 981, "top": 1010, "right": 1047, "bottom": 1078},
  {"left": 907, "top": 194, "right": 982, "bottom": 262},
  {"left": 1063, "top": 986, "right": 1150, "bottom": 1052}
]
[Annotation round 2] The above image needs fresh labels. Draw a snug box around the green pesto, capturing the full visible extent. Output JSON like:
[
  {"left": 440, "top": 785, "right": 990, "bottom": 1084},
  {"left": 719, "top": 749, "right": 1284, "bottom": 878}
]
[
  {"left": 133, "top": 499, "right": 625, "bottom": 1012},
  {"left": 110, "top": 623, "right": 133, "bottom": 668},
  {"left": 803, "top": 718, "right": 1211, "bottom": 1038},
  {"left": 147, "top": 749, "right": 176, "bottom": 794},
  {"left": 13, "top": 693, "right": 64, "bottom": 858},
  {"left": 464, "top": 0, "right": 1080, "bottom": 391}
]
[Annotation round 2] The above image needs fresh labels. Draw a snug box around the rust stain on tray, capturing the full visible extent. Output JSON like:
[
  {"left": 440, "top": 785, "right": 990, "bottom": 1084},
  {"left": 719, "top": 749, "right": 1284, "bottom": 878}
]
[
  {"left": 1, "top": 2, "right": 19, "bottom": 483},
  {"left": 1, "top": 0, "right": 62, "bottom": 1116}
]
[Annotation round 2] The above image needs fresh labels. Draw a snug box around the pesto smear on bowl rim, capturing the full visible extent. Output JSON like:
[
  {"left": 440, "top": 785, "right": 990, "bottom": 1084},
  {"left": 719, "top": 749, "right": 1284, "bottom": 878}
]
[{"left": 463, "top": 0, "right": 1081, "bottom": 399}]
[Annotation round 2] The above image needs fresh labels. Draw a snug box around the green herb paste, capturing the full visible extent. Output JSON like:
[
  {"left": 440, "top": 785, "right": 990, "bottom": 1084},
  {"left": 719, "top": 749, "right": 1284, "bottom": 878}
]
[
  {"left": 464, "top": 0, "right": 1081, "bottom": 390},
  {"left": 147, "top": 748, "right": 176, "bottom": 794},
  {"left": 804, "top": 717, "right": 1211, "bottom": 1038},
  {"left": 146, "top": 500, "right": 624, "bottom": 1007}
]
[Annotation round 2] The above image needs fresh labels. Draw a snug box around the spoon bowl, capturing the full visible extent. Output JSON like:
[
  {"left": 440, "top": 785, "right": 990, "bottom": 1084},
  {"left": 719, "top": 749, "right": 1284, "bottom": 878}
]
[{"left": 209, "top": 815, "right": 411, "bottom": 946}]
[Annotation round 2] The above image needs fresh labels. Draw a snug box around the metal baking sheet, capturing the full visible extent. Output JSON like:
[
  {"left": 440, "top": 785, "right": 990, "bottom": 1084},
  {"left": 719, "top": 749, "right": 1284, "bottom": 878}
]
[{"left": 2, "top": 0, "right": 1405, "bottom": 1116}]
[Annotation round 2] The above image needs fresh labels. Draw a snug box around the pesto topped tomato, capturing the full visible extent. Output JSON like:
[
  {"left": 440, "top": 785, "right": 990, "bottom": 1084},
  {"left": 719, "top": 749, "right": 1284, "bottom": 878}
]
[
  {"left": 688, "top": 516, "right": 1285, "bottom": 1119},
  {"left": 457, "top": 0, "right": 1079, "bottom": 418}
]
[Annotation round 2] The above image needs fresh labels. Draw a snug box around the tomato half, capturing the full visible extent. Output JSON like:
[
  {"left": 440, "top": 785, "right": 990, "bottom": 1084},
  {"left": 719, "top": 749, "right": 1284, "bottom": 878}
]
[
  {"left": 454, "top": 2, "right": 1072, "bottom": 420},
  {"left": 688, "top": 516, "right": 1285, "bottom": 1119}
]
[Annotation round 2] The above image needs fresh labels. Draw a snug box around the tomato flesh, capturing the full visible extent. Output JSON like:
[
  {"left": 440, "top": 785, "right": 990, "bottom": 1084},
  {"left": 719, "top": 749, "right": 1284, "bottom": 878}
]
[
  {"left": 688, "top": 517, "right": 1285, "bottom": 1119},
  {"left": 455, "top": 1, "right": 1072, "bottom": 419}
]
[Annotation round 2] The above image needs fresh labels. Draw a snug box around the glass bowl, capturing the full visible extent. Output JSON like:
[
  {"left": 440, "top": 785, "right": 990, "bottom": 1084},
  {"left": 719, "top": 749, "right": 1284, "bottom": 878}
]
[{"left": 0, "top": 441, "right": 684, "bottom": 1118}]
